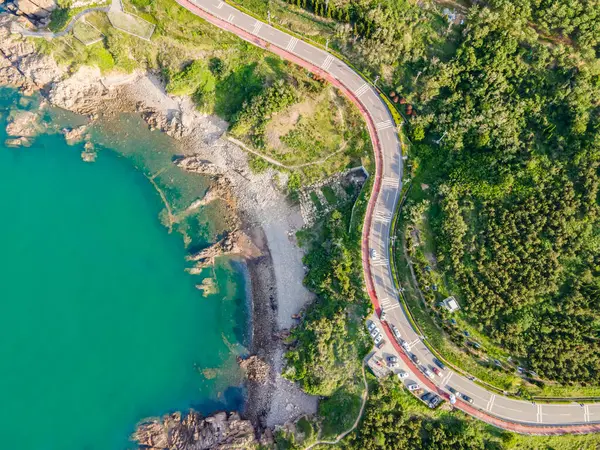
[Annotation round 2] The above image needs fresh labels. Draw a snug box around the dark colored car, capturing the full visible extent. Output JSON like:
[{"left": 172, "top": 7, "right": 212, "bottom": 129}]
[
  {"left": 433, "top": 358, "right": 446, "bottom": 370},
  {"left": 428, "top": 395, "right": 442, "bottom": 409},
  {"left": 421, "top": 392, "right": 433, "bottom": 402},
  {"left": 462, "top": 394, "right": 474, "bottom": 404},
  {"left": 448, "top": 386, "right": 458, "bottom": 395},
  {"left": 410, "top": 353, "right": 420, "bottom": 365}
]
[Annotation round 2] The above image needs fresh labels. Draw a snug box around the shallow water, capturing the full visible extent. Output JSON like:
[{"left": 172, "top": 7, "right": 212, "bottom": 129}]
[{"left": 0, "top": 88, "right": 248, "bottom": 450}]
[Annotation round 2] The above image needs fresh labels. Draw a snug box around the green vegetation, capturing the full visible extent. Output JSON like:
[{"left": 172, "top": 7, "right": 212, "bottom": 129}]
[
  {"left": 72, "top": 19, "right": 103, "bottom": 44},
  {"left": 232, "top": 0, "right": 600, "bottom": 396},
  {"left": 284, "top": 205, "right": 370, "bottom": 397},
  {"left": 107, "top": 11, "right": 156, "bottom": 40},
  {"left": 166, "top": 59, "right": 215, "bottom": 97},
  {"left": 488, "top": 0, "right": 600, "bottom": 55},
  {"left": 405, "top": 6, "right": 600, "bottom": 388}
]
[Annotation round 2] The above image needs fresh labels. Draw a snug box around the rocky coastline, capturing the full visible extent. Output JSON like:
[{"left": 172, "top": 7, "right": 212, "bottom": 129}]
[{"left": 1, "top": 9, "right": 317, "bottom": 448}]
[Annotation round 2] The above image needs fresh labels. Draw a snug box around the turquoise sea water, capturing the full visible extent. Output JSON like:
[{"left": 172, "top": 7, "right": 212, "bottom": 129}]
[{"left": 0, "top": 88, "right": 248, "bottom": 450}]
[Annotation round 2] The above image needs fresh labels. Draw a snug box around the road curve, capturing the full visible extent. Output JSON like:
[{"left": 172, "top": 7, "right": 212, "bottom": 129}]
[{"left": 176, "top": 0, "right": 600, "bottom": 435}]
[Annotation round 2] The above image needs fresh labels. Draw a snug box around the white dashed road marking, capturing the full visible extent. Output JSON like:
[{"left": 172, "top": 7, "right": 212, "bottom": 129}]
[
  {"left": 286, "top": 37, "right": 298, "bottom": 52},
  {"left": 252, "top": 20, "right": 262, "bottom": 34},
  {"left": 383, "top": 176, "right": 400, "bottom": 187},
  {"left": 584, "top": 404, "right": 590, "bottom": 422},
  {"left": 227, "top": 13, "right": 234, "bottom": 22},
  {"left": 376, "top": 120, "right": 394, "bottom": 131},
  {"left": 537, "top": 404, "right": 543, "bottom": 423},
  {"left": 217, "top": 1, "right": 224, "bottom": 8},
  {"left": 442, "top": 371, "right": 453, "bottom": 386},
  {"left": 354, "top": 83, "right": 369, "bottom": 97},
  {"left": 321, "top": 55, "right": 334, "bottom": 70},
  {"left": 486, "top": 395, "right": 496, "bottom": 411}
]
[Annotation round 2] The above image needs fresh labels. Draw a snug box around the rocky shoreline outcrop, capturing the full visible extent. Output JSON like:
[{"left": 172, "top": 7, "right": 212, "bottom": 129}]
[{"left": 132, "top": 411, "right": 258, "bottom": 450}]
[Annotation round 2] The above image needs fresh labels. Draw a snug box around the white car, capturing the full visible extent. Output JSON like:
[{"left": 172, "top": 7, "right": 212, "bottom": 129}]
[
  {"left": 367, "top": 320, "right": 376, "bottom": 332},
  {"left": 401, "top": 341, "right": 411, "bottom": 352},
  {"left": 374, "top": 334, "right": 384, "bottom": 345},
  {"left": 397, "top": 370, "right": 409, "bottom": 379},
  {"left": 369, "top": 327, "right": 380, "bottom": 338},
  {"left": 391, "top": 325, "right": 401, "bottom": 340},
  {"left": 408, "top": 383, "right": 420, "bottom": 392},
  {"left": 370, "top": 248, "right": 377, "bottom": 259}
]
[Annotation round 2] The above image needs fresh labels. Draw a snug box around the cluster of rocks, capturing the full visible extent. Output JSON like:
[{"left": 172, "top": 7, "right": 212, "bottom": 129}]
[
  {"left": 238, "top": 355, "right": 271, "bottom": 383},
  {"left": 132, "top": 411, "right": 259, "bottom": 450},
  {"left": 185, "top": 230, "right": 258, "bottom": 274},
  {"left": 4, "top": 108, "right": 41, "bottom": 146},
  {"left": 173, "top": 155, "right": 224, "bottom": 177},
  {"left": 139, "top": 104, "right": 186, "bottom": 139}
]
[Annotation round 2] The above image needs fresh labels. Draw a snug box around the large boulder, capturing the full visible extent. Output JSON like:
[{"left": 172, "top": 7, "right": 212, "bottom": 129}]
[{"left": 13, "top": 0, "right": 57, "bottom": 18}]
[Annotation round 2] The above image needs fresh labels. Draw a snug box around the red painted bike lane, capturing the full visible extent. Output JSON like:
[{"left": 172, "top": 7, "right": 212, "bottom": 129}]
[{"left": 174, "top": 0, "right": 600, "bottom": 435}]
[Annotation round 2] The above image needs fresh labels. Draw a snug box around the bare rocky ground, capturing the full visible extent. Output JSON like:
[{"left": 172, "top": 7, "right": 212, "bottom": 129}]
[{"left": 0, "top": 12, "right": 318, "bottom": 445}]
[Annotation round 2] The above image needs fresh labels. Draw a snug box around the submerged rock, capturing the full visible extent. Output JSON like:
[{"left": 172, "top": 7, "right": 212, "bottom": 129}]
[
  {"left": 4, "top": 136, "right": 31, "bottom": 147},
  {"left": 6, "top": 110, "right": 41, "bottom": 137},
  {"left": 81, "top": 141, "right": 97, "bottom": 162},
  {"left": 132, "top": 410, "right": 257, "bottom": 449},
  {"left": 62, "top": 125, "right": 88, "bottom": 145}
]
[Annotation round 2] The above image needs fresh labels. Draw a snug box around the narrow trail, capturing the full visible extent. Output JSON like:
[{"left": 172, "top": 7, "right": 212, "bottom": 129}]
[
  {"left": 304, "top": 362, "right": 368, "bottom": 450},
  {"left": 226, "top": 136, "right": 347, "bottom": 170}
]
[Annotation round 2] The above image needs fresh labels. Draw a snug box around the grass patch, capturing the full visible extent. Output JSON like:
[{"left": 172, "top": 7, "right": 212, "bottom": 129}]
[
  {"left": 107, "top": 11, "right": 155, "bottom": 40},
  {"left": 318, "top": 381, "right": 363, "bottom": 440},
  {"left": 321, "top": 185, "right": 337, "bottom": 205},
  {"left": 72, "top": 19, "right": 103, "bottom": 45}
]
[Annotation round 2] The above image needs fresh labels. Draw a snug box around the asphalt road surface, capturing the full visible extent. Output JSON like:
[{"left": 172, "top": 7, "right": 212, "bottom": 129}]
[{"left": 177, "top": 0, "right": 600, "bottom": 433}]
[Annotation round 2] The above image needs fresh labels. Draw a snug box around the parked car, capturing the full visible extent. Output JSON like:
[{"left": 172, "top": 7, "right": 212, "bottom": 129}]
[
  {"left": 374, "top": 333, "right": 383, "bottom": 344},
  {"left": 387, "top": 355, "right": 398, "bottom": 368},
  {"left": 431, "top": 366, "right": 442, "bottom": 377},
  {"left": 461, "top": 394, "right": 474, "bottom": 404},
  {"left": 433, "top": 358, "right": 445, "bottom": 370},
  {"left": 367, "top": 320, "right": 376, "bottom": 332},
  {"left": 428, "top": 395, "right": 442, "bottom": 409},
  {"left": 370, "top": 327, "right": 380, "bottom": 338},
  {"left": 410, "top": 353, "right": 420, "bottom": 365},
  {"left": 370, "top": 248, "right": 377, "bottom": 259},
  {"left": 375, "top": 337, "right": 385, "bottom": 349},
  {"left": 448, "top": 386, "right": 461, "bottom": 398},
  {"left": 407, "top": 383, "right": 420, "bottom": 392},
  {"left": 397, "top": 370, "right": 409, "bottom": 379},
  {"left": 401, "top": 341, "right": 411, "bottom": 352},
  {"left": 391, "top": 325, "right": 401, "bottom": 340},
  {"left": 421, "top": 366, "right": 434, "bottom": 378},
  {"left": 421, "top": 392, "right": 433, "bottom": 402}
]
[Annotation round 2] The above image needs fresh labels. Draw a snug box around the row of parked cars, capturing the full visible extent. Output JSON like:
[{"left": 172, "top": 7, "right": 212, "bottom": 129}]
[
  {"left": 367, "top": 317, "right": 464, "bottom": 410},
  {"left": 367, "top": 320, "right": 385, "bottom": 349}
]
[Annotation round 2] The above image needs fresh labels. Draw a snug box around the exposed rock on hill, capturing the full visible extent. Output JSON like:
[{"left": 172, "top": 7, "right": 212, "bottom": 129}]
[
  {"left": 0, "top": 14, "right": 62, "bottom": 91},
  {"left": 12, "top": 0, "right": 57, "bottom": 18},
  {"left": 132, "top": 411, "right": 257, "bottom": 450}
]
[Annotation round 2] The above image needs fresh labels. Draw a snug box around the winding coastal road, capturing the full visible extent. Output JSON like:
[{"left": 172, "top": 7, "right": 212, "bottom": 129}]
[
  {"left": 175, "top": 0, "right": 600, "bottom": 435},
  {"left": 18, "top": 0, "right": 600, "bottom": 434}
]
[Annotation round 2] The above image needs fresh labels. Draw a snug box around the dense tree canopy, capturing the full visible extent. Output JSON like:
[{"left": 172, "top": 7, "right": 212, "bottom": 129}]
[{"left": 410, "top": 6, "right": 600, "bottom": 383}]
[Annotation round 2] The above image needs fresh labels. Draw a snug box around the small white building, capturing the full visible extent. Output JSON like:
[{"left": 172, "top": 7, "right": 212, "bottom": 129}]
[{"left": 443, "top": 296, "right": 460, "bottom": 313}]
